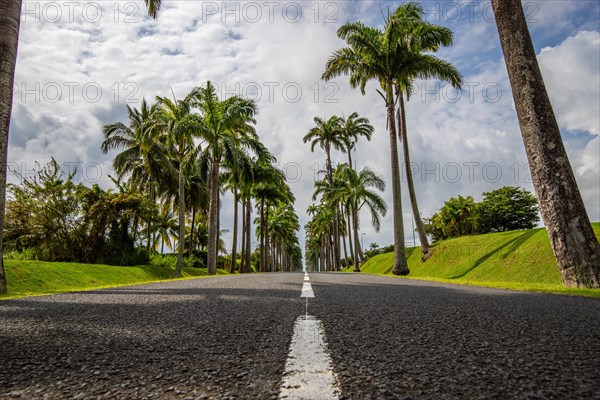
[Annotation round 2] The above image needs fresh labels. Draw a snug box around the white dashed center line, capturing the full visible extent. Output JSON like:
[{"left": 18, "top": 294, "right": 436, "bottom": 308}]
[{"left": 279, "top": 273, "right": 340, "bottom": 399}]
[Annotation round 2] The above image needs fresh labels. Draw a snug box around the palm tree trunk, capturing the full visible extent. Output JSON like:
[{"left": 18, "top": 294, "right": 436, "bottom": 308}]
[
  {"left": 340, "top": 204, "right": 349, "bottom": 268},
  {"left": 0, "top": 0, "right": 22, "bottom": 294},
  {"left": 175, "top": 158, "right": 185, "bottom": 278},
  {"left": 244, "top": 199, "right": 252, "bottom": 272},
  {"left": 325, "top": 146, "right": 340, "bottom": 270},
  {"left": 240, "top": 196, "right": 246, "bottom": 273},
  {"left": 265, "top": 205, "right": 271, "bottom": 272},
  {"left": 492, "top": 0, "right": 600, "bottom": 288},
  {"left": 259, "top": 199, "right": 266, "bottom": 272},
  {"left": 352, "top": 206, "right": 362, "bottom": 272},
  {"left": 346, "top": 207, "right": 355, "bottom": 269},
  {"left": 230, "top": 187, "right": 238, "bottom": 273},
  {"left": 386, "top": 82, "right": 409, "bottom": 275},
  {"left": 347, "top": 149, "right": 353, "bottom": 170},
  {"left": 207, "top": 158, "right": 220, "bottom": 275},
  {"left": 397, "top": 91, "right": 431, "bottom": 259},
  {"left": 189, "top": 206, "right": 196, "bottom": 256}
]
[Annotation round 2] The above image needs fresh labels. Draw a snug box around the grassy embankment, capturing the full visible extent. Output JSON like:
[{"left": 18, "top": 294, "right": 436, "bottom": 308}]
[
  {"left": 346, "top": 223, "right": 600, "bottom": 297},
  {"left": 1, "top": 258, "right": 230, "bottom": 300}
]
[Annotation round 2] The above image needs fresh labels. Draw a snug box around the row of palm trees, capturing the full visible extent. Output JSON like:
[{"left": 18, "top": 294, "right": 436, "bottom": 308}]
[
  {"left": 101, "top": 81, "right": 302, "bottom": 276},
  {"left": 303, "top": 113, "right": 389, "bottom": 272}
]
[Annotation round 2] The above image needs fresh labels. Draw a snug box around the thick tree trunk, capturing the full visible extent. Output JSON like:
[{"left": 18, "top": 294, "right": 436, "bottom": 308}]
[
  {"left": 397, "top": 92, "right": 431, "bottom": 259},
  {"left": 207, "top": 158, "right": 220, "bottom": 275},
  {"left": 174, "top": 157, "right": 185, "bottom": 278},
  {"left": 244, "top": 199, "right": 252, "bottom": 272},
  {"left": 347, "top": 149, "right": 353, "bottom": 170},
  {"left": 0, "top": 0, "right": 22, "bottom": 294},
  {"left": 340, "top": 205, "right": 348, "bottom": 269},
  {"left": 492, "top": 0, "right": 600, "bottom": 288},
  {"left": 386, "top": 82, "right": 409, "bottom": 275},
  {"left": 230, "top": 187, "right": 238, "bottom": 273}
]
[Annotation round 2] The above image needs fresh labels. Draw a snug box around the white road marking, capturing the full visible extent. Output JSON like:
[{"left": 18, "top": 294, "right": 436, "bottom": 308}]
[
  {"left": 279, "top": 316, "right": 340, "bottom": 399},
  {"left": 304, "top": 276, "right": 310, "bottom": 281},
  {"left": 301, "top": 282, "right": 314, "bottom": 298}
]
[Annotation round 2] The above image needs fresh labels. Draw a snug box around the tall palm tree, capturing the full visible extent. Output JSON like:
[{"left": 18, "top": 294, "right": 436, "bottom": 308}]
[
  {"left": 492, "top": 0, "right": 600, "bottom": 288},
  {"left": 303, "top": 116, "right": 345, "bottom": 270},
  {"left": 156, "top": 91, "right": 202, "bottom": 277},
  {"left": 341, "top": 112, "right": 374, "bottom": 170},
  {"left": 192, "top": 81, "right": 260, "bottom": 275},
  {"left": 323, "top": 20, "right": 410, "bottom": 274},
  {"left": 388, "top": 3, "right": 462, "bottom": 260}
]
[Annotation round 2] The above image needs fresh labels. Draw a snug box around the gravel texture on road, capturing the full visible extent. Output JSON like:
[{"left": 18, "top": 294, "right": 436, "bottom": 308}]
[
  {"left": 0, "top": 274, "right": 304, "bottom": 399},
  {"left": 308, "top": 273, "right": 600, "bottom": 400}
]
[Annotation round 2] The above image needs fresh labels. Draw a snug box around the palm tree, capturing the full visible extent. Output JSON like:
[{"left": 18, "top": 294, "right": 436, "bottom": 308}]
[
  {"left": 341, "top": 112, "right": 374, "bottom": 170},
  {"left": 492, "top": 0, "right": 600, "bottom": 288},
  {"left": 323, "top": 19, "right": 409, "bottom": 274},
  {"left": 192, "top": 81, "right": 260, "bottom": 275},
  {"left": 0, "top": 0, "right": 23, "bottom": 293},
  {"left": 335, "top": 166, "right": 387, "bottom": 272},
  {"left": 156, "top": 91, "right": 202, "bottom": 277},
  {"left": 154, "top": 207, "right": 179, "bottom": 254},
  {"left": 387, "top": 3, "right": 462, "bottom": 260},
  {"left": 303, "top": 116, "right": 345, "bottom": 270}
]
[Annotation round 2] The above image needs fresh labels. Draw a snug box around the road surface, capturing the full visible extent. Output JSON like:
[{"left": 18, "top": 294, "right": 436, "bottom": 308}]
[{"left": 1, "top": 273, "right": 599, "bottom": 399}]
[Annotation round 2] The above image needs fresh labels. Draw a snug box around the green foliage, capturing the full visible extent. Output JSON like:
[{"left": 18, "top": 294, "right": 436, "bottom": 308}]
[
  {"left": 478, "top": 186, "right": 539, "bottom": 233},
  {"left": 3, "top": 160, "right": 156, "bottom": 265},
  {"left": 424, "top": 187, "right": 539, "bottom": 241}
]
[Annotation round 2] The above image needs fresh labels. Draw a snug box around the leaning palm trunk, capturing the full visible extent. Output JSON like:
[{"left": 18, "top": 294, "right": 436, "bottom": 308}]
[
  {"left": 207, "top": 159, "right": 220, "bottom": 275},
  {"left": 0, "top": 0, "right": 22, "bottom": 294},
  {"left": 230, "top": 187, "right": 238, "bottom": 273},
  {"left": 397, "top": 92, "right": 431, "bottom": 259},
  {"left": 175, "top": 159, "right": 185, "bottom": 277},
  {"left": 386, "top": 83, "right": 409, "bottom": 275},
  {"left": 492, "top": 0, "right": 600, "bottom": 287}
]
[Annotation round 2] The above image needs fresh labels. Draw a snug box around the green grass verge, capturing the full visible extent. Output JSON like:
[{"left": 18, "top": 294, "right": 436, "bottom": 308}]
[
  {"left": 1, "top": 260, "right": 230, "bottom": 300},
  {"left": 345, "top": 223, "right": 600, "bottom": 298}
]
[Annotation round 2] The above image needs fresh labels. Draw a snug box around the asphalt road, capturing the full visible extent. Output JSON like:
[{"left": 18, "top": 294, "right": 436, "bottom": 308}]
[{"left": 1, "top": 273, "right": 599, "bottom": 399}]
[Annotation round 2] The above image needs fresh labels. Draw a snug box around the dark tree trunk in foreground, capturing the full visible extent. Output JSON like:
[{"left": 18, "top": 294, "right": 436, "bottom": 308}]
[
  {"left": 244, "top": 199, "right": 252, "bottom": 272},
  {"left": 0, "top": 0, "right": 22, "bottom": 294},
  {"left": 397, "top": 92, "right": 431, "bottom": 259},
  {"left": 386, "top": 83, "right": 409, "bottom": 275},
  {"left": 492, "top": 0, "right": 600, "bottom": 288}
]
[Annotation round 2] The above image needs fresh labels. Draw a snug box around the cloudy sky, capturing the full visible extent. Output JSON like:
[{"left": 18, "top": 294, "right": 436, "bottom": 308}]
[{"left": 9, "top": 0, "right": 600, "bottom": 255}]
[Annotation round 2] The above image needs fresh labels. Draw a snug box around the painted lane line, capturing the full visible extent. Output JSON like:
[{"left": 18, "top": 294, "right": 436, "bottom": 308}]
[
  {"left": 301, "top": 281, "right": 314, "bottom": 298},
  {"left": 279, "top": 316, "right": 340, "bottom": 399},
  {"left": 304, "top": 276, "right": 310, "bottom": 281}
]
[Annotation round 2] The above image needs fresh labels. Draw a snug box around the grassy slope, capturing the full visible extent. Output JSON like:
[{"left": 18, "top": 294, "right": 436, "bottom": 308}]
[
  {"left": 351, "top": 223, "right": 600, "bottom": 297},
  {"left": 1, "top": 260, "right": 230, "bottom": 299}
]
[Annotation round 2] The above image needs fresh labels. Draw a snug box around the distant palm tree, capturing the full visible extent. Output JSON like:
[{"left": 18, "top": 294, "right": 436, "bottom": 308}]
[
  {"left": 303, "top": 116, "right": 345, "bottom": 270},
  {"left": 156, "top": 91, "right": 202, "bottom": 277},
  {"left": 492, "top": 0, "right": 600, "bottom": 287},
  {"left": 192, "top": 81, "right": 261, "bottom": 275},
  {"left": 335, "top": 166, "right": 387, "bottom": 272},
  {"left": 341, "top": 112, "right": 373, "bottom": 170}
]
